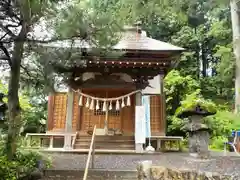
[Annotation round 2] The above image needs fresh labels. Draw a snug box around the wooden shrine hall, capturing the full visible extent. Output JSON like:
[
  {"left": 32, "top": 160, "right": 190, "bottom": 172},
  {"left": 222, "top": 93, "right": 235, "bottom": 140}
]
[{"left": 31, "top": 24, "right": 184, "bottom": 153}]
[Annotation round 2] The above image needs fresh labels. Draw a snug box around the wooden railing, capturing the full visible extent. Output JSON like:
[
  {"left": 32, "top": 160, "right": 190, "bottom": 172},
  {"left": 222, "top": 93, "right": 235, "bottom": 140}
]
[
  {"left": 83, "top": 125, "right": 97, "bottom": 180},
  {"left": 25, "top": 132, "right": 76, "bottom": 148}
]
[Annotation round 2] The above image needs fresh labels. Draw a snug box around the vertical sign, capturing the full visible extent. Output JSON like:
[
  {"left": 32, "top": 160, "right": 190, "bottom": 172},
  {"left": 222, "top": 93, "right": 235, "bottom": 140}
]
[
  {"left": 135, "top": 106, "right": 146, "bottom": 144},
  {"left": 142, "top": 96, "right": 151, "bottom": 138}
]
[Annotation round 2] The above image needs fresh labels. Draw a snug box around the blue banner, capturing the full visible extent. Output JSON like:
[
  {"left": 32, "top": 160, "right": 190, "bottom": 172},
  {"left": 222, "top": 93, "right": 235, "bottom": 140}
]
[{"left": 142, "top": 96, "right": 151, "bottom": 138}]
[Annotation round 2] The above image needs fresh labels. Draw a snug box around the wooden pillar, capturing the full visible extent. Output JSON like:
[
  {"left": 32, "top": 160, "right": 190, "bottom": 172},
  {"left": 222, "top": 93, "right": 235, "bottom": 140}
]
[
  {"left": 160, "top": 74, "right": 166, "bottom": 135},
  {"left": 76, "top": 90, "right": 82, "bottom": 131},
  {"left": 135, "top": 92, "right": 144, "bottom": 152},
  {"left": 104, "top": 91, "right": 109, "bottom": 132},
  {"left": 64, "top": 88, "right": 74, "bottom": 150}
]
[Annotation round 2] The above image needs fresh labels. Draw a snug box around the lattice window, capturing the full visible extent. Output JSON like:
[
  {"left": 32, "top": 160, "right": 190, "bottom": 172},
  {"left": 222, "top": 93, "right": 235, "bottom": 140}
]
[
  {"left": 94, "top": 101, "right": 120, "bottom": 116},
  {"left": 150, "top": 95, "right": 161, "bottom": 133},
  {"left": 52, "top": 94, "right": 67, "bottom": 130}
]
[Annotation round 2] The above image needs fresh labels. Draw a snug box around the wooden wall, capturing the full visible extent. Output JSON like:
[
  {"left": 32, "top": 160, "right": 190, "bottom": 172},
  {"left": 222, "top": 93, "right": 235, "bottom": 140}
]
[
  {"left": 150, "top": 95, "right": 166, "bottom": 135},
  {"left": 47, "top": 91, "right": 166, "bottom": 135},
  {"left": 47, "top": 93, "right": 67, "bottom": 131}
]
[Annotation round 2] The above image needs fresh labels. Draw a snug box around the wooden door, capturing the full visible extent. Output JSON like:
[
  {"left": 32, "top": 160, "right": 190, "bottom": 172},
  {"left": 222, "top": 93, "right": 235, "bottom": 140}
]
[{"left": 80, "top": 89, "right": 133, "bottom": 133}]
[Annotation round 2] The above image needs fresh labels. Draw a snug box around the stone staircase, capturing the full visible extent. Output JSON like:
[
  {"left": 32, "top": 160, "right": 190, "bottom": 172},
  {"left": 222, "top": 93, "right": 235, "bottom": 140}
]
[
  {"left": 43, "top": 169, "right": 137, "bottom": 180},
  {"left": 74, "top": 135, "right": 135, "bottom": 150}
]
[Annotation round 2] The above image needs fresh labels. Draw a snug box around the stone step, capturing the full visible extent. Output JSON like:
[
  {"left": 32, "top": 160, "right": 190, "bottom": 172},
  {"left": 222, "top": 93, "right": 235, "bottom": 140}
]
[
  {"left": 74, "top": 143, "right": 135, "bottom": 150},
  {"left": 42, "top": 169, "right": 137, "bottom": 180}
]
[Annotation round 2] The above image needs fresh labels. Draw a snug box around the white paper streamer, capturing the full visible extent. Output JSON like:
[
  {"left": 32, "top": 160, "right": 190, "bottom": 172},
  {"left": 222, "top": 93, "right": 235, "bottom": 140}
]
[
  {"left": 127, "top": 96, "right": 131, "bottom": 106},
  {"left": 78, "top": 95, "right": 83, "bottom": 106},
  {"left": 116, "top": 100, "right": 120, "bottom": 110},
  {"left": 96, "top": 100, "right": 100, "bottom": 110},
  {"left": 102, "top": 101, "right": 107, "bottom": 112},
  {"left": 85, "top": 97, "right": 90, "bottom": 108},
  {"left": 109, "top": 101, "right": 112, "bottom": 110},
  {"left": 90, "top": 99, "right": 94, "bottom": 110},
  {"left": 121, "top": 98, "right": 125, "bottom": 108}
]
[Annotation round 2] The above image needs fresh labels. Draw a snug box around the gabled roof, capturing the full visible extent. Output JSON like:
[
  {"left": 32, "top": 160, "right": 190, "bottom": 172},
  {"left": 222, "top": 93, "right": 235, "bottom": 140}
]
[
  {"left": 113, "top": 29, "right": 184, "bottom": 51},
  {"left": 40, "top": 26, "right": 184, "bottom": 52}
]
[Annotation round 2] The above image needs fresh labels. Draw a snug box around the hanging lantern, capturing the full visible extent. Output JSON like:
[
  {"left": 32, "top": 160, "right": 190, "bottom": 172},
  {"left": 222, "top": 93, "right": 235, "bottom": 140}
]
[
  {"left": 85, "top": 97, "right": 90, "bottom": 108},
  {"left": 90, "top": 99, "right": 94, "bottom": 110},
  {"left": 116, "top": 100, "right": 120, "bottom": 110},
  {"left": 127, "top": 96, "right": 131, "bottom": 106},
  {"left": 109, "top": 101, "right": 112, "bottom": 110},
  {"left": 102, "top": 100, "right": 107, "bottom": 112},
  {"left": 121, "top": 98, "right": 125, "bottom": 108},
  {"left": 78, "top": 95, "right": 83, "bottom": 106},
  {"left": 96, "top": 100, "right": 100, "bottom": 110}
]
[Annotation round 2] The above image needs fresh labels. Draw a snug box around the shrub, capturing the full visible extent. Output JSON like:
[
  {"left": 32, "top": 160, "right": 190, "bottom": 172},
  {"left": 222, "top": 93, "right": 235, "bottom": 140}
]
[{"left": 0, "top": 142, "right": 51, "bottom": 180}]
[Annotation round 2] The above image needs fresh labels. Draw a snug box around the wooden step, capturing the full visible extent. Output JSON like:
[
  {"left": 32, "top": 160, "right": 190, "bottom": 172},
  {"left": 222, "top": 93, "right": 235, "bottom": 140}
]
[
  {"left": 74, "top": 142, "right": 135, "bottom": 148},
  {"left": 75, "top": 139, "right": 134, "bottom": 143},
  {"left": 77, "top": 135, "right": 134, "bottom": 140},
  {"left": 73, "top": 135, "right": 135, "bottom": 150}
]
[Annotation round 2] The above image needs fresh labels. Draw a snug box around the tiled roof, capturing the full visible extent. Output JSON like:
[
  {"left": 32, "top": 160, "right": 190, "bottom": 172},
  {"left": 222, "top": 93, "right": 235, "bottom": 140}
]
[
  {"left": 113, "top": 30, "right": 184, "bottom": 51},
  {"left": 41, "top": 26, "right": 184, "bottom": 52}
]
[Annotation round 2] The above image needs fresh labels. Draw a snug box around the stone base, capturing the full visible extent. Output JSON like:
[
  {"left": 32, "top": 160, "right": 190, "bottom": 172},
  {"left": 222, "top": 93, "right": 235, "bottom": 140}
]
[
  {"left": 136, "top": 165, "right": 232, "bottom": 180},
  {"left": 135, "top": 143, "right": 144, "bottom": 153},
  {"left": 150, "top": 166, "right": 231, "bottom": 180},
  {"left": 63, "top": 135, "right": 72, "bottom": 150}
]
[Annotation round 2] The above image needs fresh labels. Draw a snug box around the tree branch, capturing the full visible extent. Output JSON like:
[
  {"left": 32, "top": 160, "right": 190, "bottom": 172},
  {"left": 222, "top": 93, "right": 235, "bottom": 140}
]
[
  {"left": 0, "top": 42, "right": 12, "bottom": 67},
  {"left": 0, "top": 22, "right": 17, "bottom": 38},
  {"left": 20, "top": 64, "right": 32, "bottom": 78}
]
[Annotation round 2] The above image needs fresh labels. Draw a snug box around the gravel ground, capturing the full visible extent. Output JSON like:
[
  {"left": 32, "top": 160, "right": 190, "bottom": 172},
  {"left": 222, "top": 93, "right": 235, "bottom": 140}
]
[{"left": 45, "top": 152, "right": 240, "bottom": 177}]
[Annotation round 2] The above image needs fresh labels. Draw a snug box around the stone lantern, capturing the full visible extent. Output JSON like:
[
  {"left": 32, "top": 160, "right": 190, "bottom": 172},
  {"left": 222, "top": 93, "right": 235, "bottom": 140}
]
[{"left": 177, "top": 101, "right": 216, "bottom": 158}]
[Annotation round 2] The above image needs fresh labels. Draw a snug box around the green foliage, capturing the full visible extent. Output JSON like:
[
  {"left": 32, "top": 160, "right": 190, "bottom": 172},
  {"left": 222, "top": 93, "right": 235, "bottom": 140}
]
[
  {"left": 165, "top": 70, "right": 200, "bottom": 114},
  {"left": 205, "top": 111, "right": 240, "bottom": 150},
  {"left": 0, "top": 80, "right": 46, "bottom": 134},
  {"left": 209, "top": 136, "right": 228, "bottom": 151},
  {"left": 164, "top": 70, "right": 200, "bottom": 135},
  {"left": 175, "top": 91, "right": 217, "bottom": 116},
  {"left": 206, "top": 111, "right": 240, "bottom": 137},
  {"left": 0, "top": 143, "right": 51, "bottom": 180}
]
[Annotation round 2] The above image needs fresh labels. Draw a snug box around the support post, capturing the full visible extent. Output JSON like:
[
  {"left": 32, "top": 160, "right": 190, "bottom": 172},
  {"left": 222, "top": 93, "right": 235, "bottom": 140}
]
[
  {"left": 160, "top": 74, "right": 166, "bottom": 135},
  {"left": 49, "top": 136, "right": 53, "bottom": 149},
  {"left": 135, "top": 92, "right": 144, "bottom": 152},
  {"left": 64, "top": 88, "right": 74, "bottom": 150},
  {"left": 104, "top": 91, "right": 109, "bottom": 134}
]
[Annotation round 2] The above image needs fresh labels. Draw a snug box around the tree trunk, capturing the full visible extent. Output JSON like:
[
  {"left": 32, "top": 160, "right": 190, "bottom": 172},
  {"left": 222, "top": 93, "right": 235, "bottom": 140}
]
[
  {"left": 6, "top": 28, "right": 26, "bottom": 160},
  {"left": 230, "top": 0, "right": 240, "bottom": 113}
]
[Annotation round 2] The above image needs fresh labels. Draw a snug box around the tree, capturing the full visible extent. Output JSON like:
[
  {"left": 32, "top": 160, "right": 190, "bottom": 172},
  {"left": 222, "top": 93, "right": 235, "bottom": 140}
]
[
  {"left": 0, "top": 0, "right": 61, "bottom": 159},
  {"left": 230, "top": 0, "right": 240, "bottom": 113},
  {"left": 0, "top": 0, "right": 135, "bottom": 159}
]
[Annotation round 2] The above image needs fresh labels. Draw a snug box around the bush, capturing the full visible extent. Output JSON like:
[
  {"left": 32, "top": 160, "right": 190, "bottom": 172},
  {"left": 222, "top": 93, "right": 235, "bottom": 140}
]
[
  {"left": 206, "top": 111, "right": 240, "bottom": 150},
  {"left": 0, "top": 144, "right": 51, "bottom": 180},
  {"left": 209, "top": 136, "right": 228, "bottom": 150},
  {"left": 0, "top": 155, "right": 20, "bottom": 180}
]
